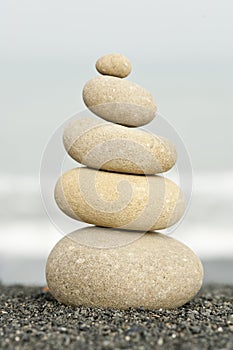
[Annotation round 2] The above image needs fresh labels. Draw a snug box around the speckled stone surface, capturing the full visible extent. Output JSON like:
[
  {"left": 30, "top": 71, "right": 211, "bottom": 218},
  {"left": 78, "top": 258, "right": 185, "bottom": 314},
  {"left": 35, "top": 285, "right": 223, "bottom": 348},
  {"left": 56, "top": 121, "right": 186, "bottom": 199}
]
[
  {"left": 82, "top": 76, "right": 157, "bottom": 127},
  {"left": 95, "top": 53, "right": 131, "bottom": 78},
  {"left": 46, "top": 229, "right": 203, "bottom": 309},
  {"left": 54, "top": 167, "right": 185, "bottom": 231},
  {"left": 63, "top": 116, "right": 177, "bottom": 175}
]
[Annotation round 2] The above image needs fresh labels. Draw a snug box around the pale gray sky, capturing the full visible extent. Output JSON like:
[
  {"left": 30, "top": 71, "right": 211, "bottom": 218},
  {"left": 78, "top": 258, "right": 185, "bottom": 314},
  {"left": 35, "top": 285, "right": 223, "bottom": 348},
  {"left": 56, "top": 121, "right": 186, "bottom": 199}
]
[
  {"left": 0, "top": 0, "right": 232, "bottom": 174},
  {"left": 1, "top": 0, "right": 233, "bottom": 60}
]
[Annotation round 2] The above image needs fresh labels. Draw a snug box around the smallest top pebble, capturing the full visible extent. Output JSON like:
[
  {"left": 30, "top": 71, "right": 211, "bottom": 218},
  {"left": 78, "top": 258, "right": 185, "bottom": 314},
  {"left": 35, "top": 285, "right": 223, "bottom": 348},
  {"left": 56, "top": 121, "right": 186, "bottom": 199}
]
[{"left": 96, "top": 53, "right": 132, "bottom": 78}]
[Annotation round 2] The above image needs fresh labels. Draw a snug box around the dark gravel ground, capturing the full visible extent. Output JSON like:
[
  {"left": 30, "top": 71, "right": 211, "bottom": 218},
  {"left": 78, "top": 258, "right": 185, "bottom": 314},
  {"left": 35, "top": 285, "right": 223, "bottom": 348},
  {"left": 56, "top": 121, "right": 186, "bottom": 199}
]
[{"left": 0, "top": 284, "right": 233, "bottom": 350}]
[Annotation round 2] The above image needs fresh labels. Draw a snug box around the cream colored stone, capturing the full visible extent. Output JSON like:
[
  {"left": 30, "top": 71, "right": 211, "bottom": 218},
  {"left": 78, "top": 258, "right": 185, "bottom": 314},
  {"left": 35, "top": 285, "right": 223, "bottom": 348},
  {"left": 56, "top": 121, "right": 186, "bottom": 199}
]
[
  {"left": 54, "top": 167, "right": 185, "bottom": 231},
  {"left": 63, "top": 117, "right": 177, "bottom": 175},
  {"left": 46, "top": 227, "right": 203, "bottom": 309},
  {"left": 95, "top": 53, "right": 132, "bottom": 78},
  {"left": 82, "top": 76, "right": 157, "bottom": 127}
]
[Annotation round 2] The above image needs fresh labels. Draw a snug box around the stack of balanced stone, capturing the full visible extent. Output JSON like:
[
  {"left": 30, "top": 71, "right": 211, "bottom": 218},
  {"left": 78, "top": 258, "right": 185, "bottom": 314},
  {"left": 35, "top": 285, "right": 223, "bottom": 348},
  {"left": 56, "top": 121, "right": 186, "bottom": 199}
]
[{"left": 46, "top": 53, "right": 203, "bottom": 310}]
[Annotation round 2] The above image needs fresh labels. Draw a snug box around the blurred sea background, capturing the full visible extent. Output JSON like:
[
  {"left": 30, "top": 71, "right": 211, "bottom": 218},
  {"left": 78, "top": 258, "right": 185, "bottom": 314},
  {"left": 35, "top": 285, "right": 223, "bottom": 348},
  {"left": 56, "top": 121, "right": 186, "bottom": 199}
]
[{"left": 0, "top": 0, "right": 232, "bottom": 285}]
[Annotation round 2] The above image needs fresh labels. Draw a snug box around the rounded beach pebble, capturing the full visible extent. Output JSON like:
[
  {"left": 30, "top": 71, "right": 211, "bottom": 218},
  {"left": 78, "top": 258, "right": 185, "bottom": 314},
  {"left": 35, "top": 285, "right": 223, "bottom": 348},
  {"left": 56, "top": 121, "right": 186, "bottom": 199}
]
[
  {"left": 54, "top": 167, "right": 185, "bottom": 231},
  {"left": 46, "top": 227, "right": 203, "bottom": 309},
  {"left": 63, "top": 116, "right": 177, "bottom": 174},
  {"left": 95, "top": 53, "right": 132, "bottom": 78},
  {"left": 82, "top": 76, "right": 157, "bottom": 127}
]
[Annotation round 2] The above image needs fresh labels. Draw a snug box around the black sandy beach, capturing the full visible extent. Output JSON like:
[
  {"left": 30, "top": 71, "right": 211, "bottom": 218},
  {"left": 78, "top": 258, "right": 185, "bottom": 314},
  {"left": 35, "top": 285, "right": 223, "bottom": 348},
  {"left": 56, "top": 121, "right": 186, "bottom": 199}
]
[{"left": 0, "top": 284, "right": 233, "bottom": 350}]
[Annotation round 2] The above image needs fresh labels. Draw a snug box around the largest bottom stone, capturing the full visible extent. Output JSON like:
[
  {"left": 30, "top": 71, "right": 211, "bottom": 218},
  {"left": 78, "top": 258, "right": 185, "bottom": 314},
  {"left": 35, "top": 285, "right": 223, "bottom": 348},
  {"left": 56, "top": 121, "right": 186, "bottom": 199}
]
[{"left": 46, "top": 227, "right": 203, "bottom": 310}]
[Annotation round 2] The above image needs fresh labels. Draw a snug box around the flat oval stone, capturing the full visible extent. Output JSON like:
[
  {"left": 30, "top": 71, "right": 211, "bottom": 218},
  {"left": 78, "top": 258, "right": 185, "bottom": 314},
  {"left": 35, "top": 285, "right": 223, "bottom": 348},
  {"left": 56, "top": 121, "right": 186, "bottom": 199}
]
[
  {"left": 95, "top": 53, "right": 132, "bottom": 78},
  {"left": 82, "top": 76, "right": 157, "bottom": 127},
  {"left": 63, "top": 117, "right": 177, "bottom": 175},
  {"left": 54, "top": 167, "right": 185, "bottom": 231},
  {"left": 46, "top": 227, "right": 203, "bottom": 309}
]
